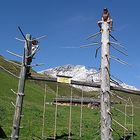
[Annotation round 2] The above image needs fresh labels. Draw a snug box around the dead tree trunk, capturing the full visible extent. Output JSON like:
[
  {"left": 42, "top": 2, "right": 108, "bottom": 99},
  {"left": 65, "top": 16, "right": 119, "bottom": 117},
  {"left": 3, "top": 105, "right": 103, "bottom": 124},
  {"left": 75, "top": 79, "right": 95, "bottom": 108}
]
[
  {"left": 100, "top": 21, "right": 112, "bottom": 140},
  {"left": 11, "top": 34, "right": 32, "bottom": 140}
]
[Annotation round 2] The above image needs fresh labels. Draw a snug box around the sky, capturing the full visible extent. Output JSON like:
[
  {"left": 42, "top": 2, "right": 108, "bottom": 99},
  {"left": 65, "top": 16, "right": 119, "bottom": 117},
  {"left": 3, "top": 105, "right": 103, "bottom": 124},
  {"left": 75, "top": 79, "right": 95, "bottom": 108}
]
[{"left": 0, "top": 0, "right": 140, "bottom": 88}]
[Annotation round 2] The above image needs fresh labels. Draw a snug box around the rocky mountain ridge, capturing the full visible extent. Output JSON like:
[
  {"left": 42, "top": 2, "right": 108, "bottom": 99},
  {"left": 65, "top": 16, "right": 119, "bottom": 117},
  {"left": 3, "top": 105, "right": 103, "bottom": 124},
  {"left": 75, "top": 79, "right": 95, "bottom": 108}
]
[{"left": 38, "top": 64, "right": 138, "bottom": 91}]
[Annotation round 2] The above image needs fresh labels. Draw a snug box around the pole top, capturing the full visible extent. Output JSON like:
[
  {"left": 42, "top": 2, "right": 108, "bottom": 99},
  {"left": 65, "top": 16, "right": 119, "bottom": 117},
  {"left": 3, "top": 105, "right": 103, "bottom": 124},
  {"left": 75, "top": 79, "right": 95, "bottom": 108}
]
[
  {"left": 26, "top": 34, "right": 31, "bottom": 40},
  {"left": 98, "top": 8, "right": 113, "bottom": 31}
]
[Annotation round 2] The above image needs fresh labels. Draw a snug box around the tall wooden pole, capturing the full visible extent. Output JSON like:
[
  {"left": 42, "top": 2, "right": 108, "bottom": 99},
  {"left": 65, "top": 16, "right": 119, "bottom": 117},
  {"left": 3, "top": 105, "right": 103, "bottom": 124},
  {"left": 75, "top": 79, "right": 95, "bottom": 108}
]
[
  {"left": 11, "top": 34, "right": 32, "bottom": 140},
  {"left": 100, "top": 21, "right": 112, "bottom": 140}
]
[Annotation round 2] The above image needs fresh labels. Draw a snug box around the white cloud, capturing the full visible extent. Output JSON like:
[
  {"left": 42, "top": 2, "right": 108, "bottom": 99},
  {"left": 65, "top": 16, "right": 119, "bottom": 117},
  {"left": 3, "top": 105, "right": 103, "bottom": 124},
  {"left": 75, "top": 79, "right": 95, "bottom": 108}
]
[
  {"left": 68, "top": 15, "right": 95, "bottom": 23},
  {"left": 115, "top": 24, "right": 129, "bottom": 32}
]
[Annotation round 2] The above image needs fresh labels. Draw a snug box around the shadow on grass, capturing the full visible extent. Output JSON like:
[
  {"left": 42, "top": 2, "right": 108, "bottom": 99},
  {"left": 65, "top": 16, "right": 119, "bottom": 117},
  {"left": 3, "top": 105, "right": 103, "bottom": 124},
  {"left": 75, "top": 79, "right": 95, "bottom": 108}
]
[
  {"left": 32, "top": 133, "right": 79, "bottom": 140},
  {"left": 0, "top": 126, "right": 7, "bottom": 139}
]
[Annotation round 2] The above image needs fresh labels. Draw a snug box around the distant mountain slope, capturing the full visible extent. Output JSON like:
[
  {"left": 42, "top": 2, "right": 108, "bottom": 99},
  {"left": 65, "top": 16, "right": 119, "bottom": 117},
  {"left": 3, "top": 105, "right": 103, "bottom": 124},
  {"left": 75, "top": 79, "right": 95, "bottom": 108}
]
[
  {"left": 38, "top": 64, "right": 138, "bottom": 91},
  {"left": 39, "top": 64, "right": 100, "bottom": 82}
]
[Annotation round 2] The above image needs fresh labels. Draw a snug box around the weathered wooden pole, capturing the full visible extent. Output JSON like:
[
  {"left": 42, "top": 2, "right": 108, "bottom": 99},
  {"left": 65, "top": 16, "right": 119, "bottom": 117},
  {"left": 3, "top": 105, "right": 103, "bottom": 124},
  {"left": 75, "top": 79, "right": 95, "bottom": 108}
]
[
  {"left": 11, "top": 34, "right": 32, "bottom": 140},
  {"left": 100, "top": 20, "right": 112, "bottom": 140}
]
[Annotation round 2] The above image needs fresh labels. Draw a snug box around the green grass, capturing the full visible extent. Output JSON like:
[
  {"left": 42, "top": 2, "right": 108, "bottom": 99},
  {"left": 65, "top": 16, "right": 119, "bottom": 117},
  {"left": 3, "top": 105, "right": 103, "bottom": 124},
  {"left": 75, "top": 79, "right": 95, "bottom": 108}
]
[
  {"left": 0, "top": 55, "right": 140, "bottom": 139},
  {"left": 0, "top": 70, "right": 100, "bottom": 139}
]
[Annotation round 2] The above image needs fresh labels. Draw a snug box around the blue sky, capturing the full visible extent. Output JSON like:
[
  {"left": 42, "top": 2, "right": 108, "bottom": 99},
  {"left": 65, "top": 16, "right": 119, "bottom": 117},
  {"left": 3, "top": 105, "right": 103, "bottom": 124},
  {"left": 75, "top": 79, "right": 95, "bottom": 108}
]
[{"left": 0, "top": 0, "right": 140, "bottom": 88}]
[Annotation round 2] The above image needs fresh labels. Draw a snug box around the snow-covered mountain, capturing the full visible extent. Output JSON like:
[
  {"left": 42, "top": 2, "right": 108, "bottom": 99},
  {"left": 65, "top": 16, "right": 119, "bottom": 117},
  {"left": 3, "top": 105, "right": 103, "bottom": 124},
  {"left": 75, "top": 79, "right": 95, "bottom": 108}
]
[{"left": 38, "top": 64, "right": 138, "bottom": 91}]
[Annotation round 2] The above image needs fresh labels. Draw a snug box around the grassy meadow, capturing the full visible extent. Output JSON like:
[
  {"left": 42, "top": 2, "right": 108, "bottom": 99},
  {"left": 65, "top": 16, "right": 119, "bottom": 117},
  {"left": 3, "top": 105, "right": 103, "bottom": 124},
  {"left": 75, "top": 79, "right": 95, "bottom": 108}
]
[{"left": 0, "top": 56, "right": 140, "bottom": 139}]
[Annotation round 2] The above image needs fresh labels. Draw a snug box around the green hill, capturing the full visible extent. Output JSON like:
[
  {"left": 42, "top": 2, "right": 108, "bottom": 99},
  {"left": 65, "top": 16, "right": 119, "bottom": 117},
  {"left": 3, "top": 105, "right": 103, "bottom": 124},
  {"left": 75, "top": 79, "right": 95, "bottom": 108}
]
[{"left": 0, "top": 55, "right": 140, "bottom": 140}]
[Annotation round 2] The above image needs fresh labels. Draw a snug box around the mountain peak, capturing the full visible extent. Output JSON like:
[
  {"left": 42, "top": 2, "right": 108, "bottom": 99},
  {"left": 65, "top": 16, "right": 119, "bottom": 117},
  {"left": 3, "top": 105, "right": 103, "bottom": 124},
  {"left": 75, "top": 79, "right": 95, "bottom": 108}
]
[{"left": 38, "top": 64, "right": 138, "bottom": 91}]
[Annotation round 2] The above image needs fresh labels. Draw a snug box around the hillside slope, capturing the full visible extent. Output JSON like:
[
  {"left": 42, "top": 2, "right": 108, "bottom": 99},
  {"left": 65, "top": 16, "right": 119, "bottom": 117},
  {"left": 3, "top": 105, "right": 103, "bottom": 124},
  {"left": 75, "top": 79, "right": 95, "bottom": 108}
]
[
  {"left": 0, "top": 56, "right": 98, "bottom": 139},
  {"left": 0, "top": 56, "right": 140, "bottom": 139}
]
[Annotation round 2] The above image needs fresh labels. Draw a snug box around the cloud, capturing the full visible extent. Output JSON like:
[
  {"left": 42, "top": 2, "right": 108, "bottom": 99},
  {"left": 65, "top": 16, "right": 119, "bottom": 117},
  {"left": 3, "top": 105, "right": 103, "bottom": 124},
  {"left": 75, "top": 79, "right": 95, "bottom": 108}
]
[
  {"left": 60, "top": 46, "right": 79, "bottom": 49},
  {"left": 68, "top": 15, "right": 95, "bottom": 23},
  {"left": 115, "top": 24, "right": 129, "bottom": 32}
]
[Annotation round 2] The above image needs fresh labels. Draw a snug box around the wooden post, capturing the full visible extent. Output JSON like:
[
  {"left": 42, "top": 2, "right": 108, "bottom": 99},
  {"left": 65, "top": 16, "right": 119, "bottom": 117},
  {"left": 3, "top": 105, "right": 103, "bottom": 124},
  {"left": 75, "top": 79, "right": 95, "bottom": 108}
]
[
  {"left": 100, "top": 21, "right": 112, "bottom": 140},
  {"left": 11, "top": 34, "right": 32, "bottom": 140}
]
